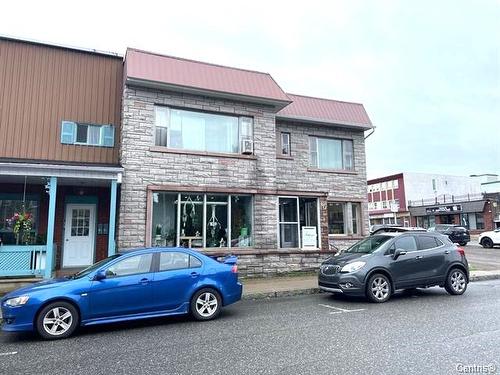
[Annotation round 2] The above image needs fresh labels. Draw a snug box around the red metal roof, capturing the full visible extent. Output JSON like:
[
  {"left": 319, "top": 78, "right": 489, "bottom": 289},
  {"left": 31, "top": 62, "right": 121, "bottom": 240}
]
[
  {"left": 277, "top": 93, "right": 373, "bottom": 129},
  {"left": 125, "top": 48, "right": 291, "bottom": 106}
]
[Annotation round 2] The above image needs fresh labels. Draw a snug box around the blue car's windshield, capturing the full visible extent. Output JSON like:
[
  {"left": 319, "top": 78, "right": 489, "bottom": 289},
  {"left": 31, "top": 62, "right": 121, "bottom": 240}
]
[
  {"left": 344, "top": 235, "right": 392, "bottom": 254},
  {"left": 70, "top": 254, "right": 122, "bottom": 279}
]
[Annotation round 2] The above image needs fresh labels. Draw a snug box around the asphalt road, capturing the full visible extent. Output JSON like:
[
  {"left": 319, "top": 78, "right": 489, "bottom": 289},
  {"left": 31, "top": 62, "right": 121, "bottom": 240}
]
[
  {"left": 1, "top": 280, "right": 499, "bottom": 375},
  {"left": 464, "top": 242, "right": 500, "bottom": 270}
]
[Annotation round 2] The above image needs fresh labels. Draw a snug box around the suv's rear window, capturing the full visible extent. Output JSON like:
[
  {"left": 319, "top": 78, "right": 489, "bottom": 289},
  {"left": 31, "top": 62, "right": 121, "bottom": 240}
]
[{"left": 418, "top": 236, "right": 441, "bottom": 250}]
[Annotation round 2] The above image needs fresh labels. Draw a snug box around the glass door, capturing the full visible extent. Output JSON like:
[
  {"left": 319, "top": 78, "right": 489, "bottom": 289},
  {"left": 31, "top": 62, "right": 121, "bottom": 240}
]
[{"left": 279, "top": 197, "right": 299, "bottom": 248}]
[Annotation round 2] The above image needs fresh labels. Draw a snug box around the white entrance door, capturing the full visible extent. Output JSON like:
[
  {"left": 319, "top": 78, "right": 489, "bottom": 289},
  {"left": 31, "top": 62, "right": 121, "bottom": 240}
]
[{"left": 63, "top": 204, "right": 96, "bottom": 267}]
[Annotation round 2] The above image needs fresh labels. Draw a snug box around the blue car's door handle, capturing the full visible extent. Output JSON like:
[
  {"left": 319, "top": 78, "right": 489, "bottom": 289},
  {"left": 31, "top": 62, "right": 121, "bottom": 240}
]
[
  {"left": 190, "top": 272, "right": 199, "bottom": 278},
  {"left": 139, "top": 278, "right": 150, "bottom": 285}
]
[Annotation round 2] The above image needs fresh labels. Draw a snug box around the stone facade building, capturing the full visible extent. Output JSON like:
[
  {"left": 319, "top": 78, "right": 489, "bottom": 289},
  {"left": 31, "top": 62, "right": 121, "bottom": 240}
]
[{"left": 118, "top": 48, "right": 373, "bottom": 277}]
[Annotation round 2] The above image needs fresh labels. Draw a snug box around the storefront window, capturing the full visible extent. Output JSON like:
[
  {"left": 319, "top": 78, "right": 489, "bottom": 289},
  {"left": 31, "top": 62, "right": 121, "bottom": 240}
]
[
  {"left": 0, "top": 197, "right": 39, "bottom": 245},
  {"left": 476, "top": 213, "right": 485, "bottom": 230},
  {"left": 152, "top": 192, "right": 253, "bottom": 248},
  {"left": 429, "top": 215, "right": 435, "bottom": 227},
  {"left": 152, "top": 193, "right": 178, "bottom": 247},
  {"left": 460, "top": 213, "right": 470, "bottom": 229},
  {"left": 231, "top": 196, "right": 253, "bottom": 248},
  {"left": 327, "top": 202, "right": 361, "bottom": 235},
  {"left": 206, "top": 195, "right": 228, "bottom": 248}
]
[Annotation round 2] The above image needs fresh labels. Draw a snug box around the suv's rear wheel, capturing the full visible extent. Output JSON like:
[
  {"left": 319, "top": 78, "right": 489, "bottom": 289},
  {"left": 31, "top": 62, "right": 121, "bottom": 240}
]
[
  {"left": 445, "top": 268, "right": 467, "bottom": 295},
  {"left": 481, "top": 237, "right": 494, "bottom": 248},
  {"left": 366, "top": 274, "right": 391, "bottom": 303}
]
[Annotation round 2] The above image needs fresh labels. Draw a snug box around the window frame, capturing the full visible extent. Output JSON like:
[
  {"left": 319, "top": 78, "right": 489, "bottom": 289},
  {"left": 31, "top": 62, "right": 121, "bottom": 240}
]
[
  {"left": 417, "top": 235, "right": 443, "bottom": 250},
  {"left": 280, "top": 132, "right": 291, "bottom": 156},
  {"left": 154, "top": 105, "right": 253, "bottom": 154},
  {"left": 60, "top": 121, "right": 115, "bottom": 147},
  {"left": 327, "top": 201, "right": 362, "bottom": 236},
  {"left": 151, "top": 192, "right": 254, "bottom": 249},
  {"left": 309, "top": 136, "right": 354, "bottom": 171},
  {"left": 277, "top": 196, "right": 321, "bottom": 249}
]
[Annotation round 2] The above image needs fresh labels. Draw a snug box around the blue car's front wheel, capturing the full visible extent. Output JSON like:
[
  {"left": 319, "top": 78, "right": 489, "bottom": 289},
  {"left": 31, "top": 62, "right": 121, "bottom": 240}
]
[
  {"left": 190, "top": 288, "right": 221, "bottom": 321},
  {"left": 36, "top": 301, "right": 79, "bottom": 340}
]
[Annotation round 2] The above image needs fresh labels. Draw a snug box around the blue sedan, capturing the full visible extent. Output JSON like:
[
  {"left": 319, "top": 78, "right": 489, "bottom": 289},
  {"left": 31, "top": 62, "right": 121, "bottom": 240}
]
[{"left": 1, "top": 248, "right": 242, "bottom": 339}]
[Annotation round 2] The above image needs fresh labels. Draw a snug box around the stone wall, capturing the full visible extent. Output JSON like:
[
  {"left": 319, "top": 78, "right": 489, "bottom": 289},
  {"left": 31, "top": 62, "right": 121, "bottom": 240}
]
[
  {"left": 119, "top": 86, "right": 278, "bottom": 249},
  {"left": 119, "top": 85, "right": 369, "bottom": 276},
  {"left": 216, "top": 238, "right": 357, "bottom": 278}
]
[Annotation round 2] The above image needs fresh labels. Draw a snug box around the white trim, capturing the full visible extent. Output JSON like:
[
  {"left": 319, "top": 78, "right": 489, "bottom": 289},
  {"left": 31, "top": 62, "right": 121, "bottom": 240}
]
[
  {"left": 176, "top": 193, "right": 181, "bottom": 247},
  {"left": 0, "top": 162, "right": 123, "bottom": 180}
]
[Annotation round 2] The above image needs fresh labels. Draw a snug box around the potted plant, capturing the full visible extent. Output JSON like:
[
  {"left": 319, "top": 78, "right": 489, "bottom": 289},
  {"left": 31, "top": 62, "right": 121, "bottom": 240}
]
[{"left": 11, "top": 212, "right": 33, "bottom": 245}]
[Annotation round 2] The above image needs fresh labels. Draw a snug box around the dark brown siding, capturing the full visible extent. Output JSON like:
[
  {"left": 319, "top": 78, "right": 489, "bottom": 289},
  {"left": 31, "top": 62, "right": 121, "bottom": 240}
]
[{"left": 0, "top": 38, "right": 123, "bottom": 165}]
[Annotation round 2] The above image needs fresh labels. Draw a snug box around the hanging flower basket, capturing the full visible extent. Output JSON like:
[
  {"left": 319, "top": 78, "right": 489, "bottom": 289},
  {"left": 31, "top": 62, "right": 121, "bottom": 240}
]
[{"left": 11, "top": 212, "right": 33, "bottom": 245}]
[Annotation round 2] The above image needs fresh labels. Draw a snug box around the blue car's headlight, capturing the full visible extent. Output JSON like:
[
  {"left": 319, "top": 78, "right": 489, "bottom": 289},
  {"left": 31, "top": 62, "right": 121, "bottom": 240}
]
[{"left": 5, "top": 295, "right": 30, "bottom": 307}]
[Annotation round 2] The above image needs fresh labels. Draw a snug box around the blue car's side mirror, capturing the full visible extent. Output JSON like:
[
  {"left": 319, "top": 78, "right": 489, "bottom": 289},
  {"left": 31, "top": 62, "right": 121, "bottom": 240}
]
[{"left": 94, "top": 270, "right": 106, "bottom": 281}]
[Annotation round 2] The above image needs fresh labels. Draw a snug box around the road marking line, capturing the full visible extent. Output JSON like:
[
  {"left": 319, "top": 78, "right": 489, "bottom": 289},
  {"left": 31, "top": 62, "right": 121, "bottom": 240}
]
[
  {"left": 318, "top": 304, "right": 366, "bottom": 314},
  {"left": 0, "top": 352, "right": 18, "bottom": 356}
]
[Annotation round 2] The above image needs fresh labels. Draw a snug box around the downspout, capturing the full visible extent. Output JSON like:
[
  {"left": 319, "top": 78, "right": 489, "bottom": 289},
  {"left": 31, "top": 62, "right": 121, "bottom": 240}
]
[
  {"left": 364, "top": 126, "right": 376, "bottom": 230},
  {"left": 364, "top": 126, "right": 376, "bottom": 140}
]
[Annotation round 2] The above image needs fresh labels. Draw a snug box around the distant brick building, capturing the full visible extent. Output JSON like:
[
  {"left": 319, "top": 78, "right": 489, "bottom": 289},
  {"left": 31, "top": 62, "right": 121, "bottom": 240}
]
[{"left": 368, "top": 172, "right": 498, "bottom": 233}]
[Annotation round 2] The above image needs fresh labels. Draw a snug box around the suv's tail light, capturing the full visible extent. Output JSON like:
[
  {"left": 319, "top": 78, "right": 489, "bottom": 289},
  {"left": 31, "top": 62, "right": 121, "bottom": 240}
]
[
  {"left": 231, "top": 265, "right": 238, "bottom": 273},
  {"left": 457, "top": 247, "right": 465, "bottom": 256}
]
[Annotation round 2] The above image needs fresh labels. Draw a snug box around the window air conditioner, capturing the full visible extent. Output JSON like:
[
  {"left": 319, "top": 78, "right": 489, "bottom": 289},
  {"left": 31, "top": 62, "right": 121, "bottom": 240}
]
[{"left": 241, "top": 139, "right": 254, "bottom": 155}]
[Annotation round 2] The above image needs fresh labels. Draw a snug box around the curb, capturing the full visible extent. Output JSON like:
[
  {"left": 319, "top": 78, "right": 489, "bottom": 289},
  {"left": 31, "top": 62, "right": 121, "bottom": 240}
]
[
  {"left": 469, "top": 274, "right": 500, "bottom": 282},
  {"left": 242, "top": 273, "right": 500, "bottom": 301},
  {"left": 242, "top": 287, "right": 321, "bottom": 300}
]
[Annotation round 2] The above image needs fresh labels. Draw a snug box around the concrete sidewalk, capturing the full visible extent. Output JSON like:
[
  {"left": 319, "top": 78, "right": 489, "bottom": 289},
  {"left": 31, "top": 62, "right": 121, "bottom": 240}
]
[{"left": 242, "top": 270, "right": 500, "bottom": 300}]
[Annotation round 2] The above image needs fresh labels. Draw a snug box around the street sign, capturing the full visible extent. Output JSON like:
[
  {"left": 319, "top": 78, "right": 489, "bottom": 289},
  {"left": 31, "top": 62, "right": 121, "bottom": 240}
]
[{"left": 390, "top": 200, "right": 399, "bottom": 213}]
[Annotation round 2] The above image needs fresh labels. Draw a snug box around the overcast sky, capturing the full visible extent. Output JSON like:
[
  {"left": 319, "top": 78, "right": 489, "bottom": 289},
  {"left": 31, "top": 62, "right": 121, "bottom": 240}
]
[{"left": 1, "top": 0, "right": 499, "bottom": 179}]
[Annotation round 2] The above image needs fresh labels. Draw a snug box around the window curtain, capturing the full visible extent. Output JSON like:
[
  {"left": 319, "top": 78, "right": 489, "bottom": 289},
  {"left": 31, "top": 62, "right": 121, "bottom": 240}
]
[{"left": 318, "top": 138, "right": 342, "bottom": 169}]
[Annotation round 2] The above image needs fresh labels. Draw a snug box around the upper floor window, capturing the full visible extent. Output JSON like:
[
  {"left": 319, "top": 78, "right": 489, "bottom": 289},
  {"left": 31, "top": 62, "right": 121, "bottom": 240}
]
[
  {"left": 309, "top": 136, "right": 354, "bottom": 171},
  {"left": 280, "top": 132, "right": 291, "bottom": 156},
  {"left": 61, "top": 121, "right": 115, "bottom": 147},
  {"left": 155, "top": 106, "right": 253, "bottom": 154}
]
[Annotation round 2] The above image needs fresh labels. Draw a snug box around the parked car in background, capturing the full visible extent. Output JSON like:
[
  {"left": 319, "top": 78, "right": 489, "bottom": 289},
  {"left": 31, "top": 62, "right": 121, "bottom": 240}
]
[
  {"left": 370, "top": 226, "right": 426, "bottom": 235},
  {"left": 478, "top": 228, "right": 500, "bottom": 248},
  {"left": 427, "top": 225, "right": 470, "bottom": 246},
  {"left": 318, "top": 232, "right": 469, "bottom": 303},
  {"left": 1, "top": 248, "right": 242, "bottom": 339}
]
